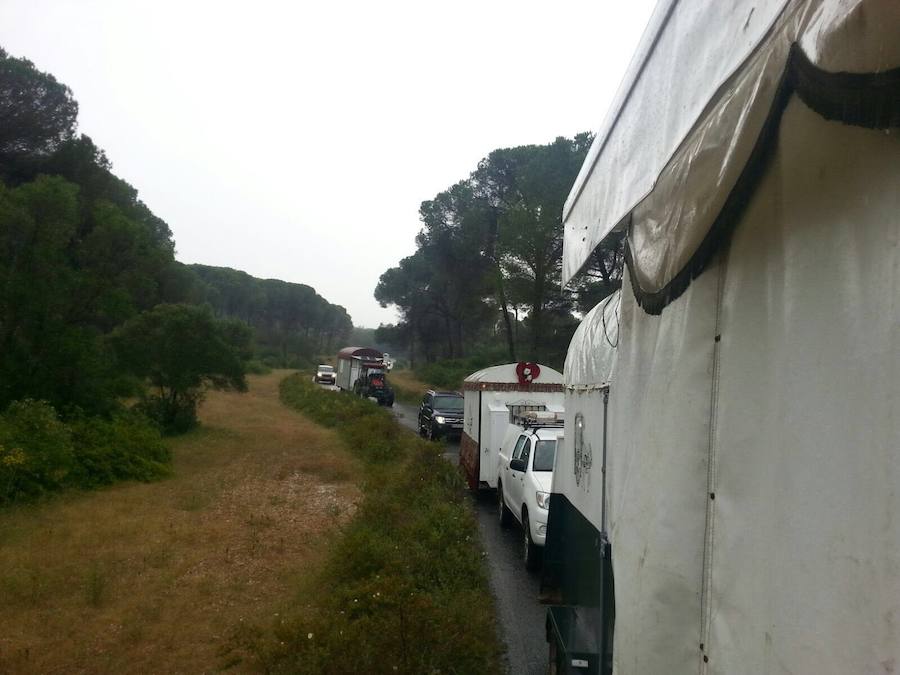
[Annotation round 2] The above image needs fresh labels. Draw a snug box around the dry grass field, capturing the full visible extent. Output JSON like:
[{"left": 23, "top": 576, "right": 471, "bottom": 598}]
[
  {"left": 0, "top": 371, "right": 361, "bottom": 674},
  {"left": 386, "top": 369, "right": 433, "bottom": 404}
]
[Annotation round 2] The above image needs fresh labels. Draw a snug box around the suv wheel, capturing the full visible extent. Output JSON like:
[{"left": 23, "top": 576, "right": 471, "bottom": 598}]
[
  {"left": 498, "top": 484, "right": 512, "bottom": 528},
  {"left": 522, "top": 511, "right": 540, "bottom": 571}
]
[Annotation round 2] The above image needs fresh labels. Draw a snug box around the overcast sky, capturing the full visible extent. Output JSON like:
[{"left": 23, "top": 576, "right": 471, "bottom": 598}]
[{"left": 0, "top": 0, "right": 656, "bottom": 327}]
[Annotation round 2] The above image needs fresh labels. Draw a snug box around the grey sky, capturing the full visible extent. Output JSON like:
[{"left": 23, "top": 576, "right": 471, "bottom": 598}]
[{"left": 1, "top": 0, "right": 655, "bottom": 327}]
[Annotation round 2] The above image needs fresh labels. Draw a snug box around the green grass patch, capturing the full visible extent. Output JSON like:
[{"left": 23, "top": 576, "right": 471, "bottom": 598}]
[{"left": 253, "top": 374, "right": 502, "bottom": 673}]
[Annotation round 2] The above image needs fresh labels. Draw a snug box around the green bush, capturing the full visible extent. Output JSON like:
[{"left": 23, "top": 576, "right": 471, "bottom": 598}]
[
  {"left": 263, "top": 375, "right": 503, "bottom": 673},
  {"left": 136, "top": 393, "right": 200, "bottom": 435},
  {"left": 0, "top": 399, "right": 75, "bottom": 501},
  {"left": 0, "top": 399, "right": 170, "bottom": 505},
  {"left": 69, "top": 410, "right": 170, "bottom": 487}
]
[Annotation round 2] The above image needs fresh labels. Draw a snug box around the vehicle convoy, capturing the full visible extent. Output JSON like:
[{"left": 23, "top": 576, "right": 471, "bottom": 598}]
[
  {"left": 335, "top": 347, "right": 395, "bottom": 406},
  {"left": 497, "top": 411, "right": 563, "bottom": 571},
  {"left": 418, "top": 390, "right": 464, "bottom": 440},
  {"left": 314, "top": 364, "right": 336, "bottom": 385},
  {"left": 458, "top": 362, "right": 563, "bottom": 490},
  {"left": 542, "top": 1, "right": 900, "bottom": 673}
]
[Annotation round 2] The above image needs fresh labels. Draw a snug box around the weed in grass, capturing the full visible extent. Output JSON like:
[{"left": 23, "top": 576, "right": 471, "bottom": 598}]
[
  {"left": 143, "top": 543, "right": 172, "bottom": 569},
  {"left": 177, "top": 489, "right": 209, "bottom": 511},
  {"left": 245, "top": 511, "right": 276, "bottom": 529},
  {"left": 84, "top": 561, "right": 107, "bottom": 607},
  {"left": 1, "top": 565, "right": 49, "bottom": 606}
]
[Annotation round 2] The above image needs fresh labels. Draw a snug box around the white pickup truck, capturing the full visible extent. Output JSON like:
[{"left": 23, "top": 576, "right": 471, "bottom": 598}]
[{"left": 496, "top": 413, "right": 563, "bottom": 570}]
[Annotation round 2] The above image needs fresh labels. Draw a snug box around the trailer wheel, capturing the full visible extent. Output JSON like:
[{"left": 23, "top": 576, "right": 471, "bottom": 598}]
[
  {"left": 522, "top": 511, "right": 540, "bottom": 571},
  {"left": 498, "top": 484, "right": 513, "bottom": 528}
]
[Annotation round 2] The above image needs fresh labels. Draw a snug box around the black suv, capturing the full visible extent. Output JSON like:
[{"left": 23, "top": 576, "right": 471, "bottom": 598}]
[{"left": 418, "top": 390, "right": 464, "bottom": 440}]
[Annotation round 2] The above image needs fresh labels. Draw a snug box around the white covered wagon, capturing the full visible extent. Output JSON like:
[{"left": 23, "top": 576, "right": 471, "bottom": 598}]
[
  {"left": 459, "top": 362, "right": 564, "bottom": 490},
  {"left": 544, "top": 0, "right": 900, "bottom": 673}
]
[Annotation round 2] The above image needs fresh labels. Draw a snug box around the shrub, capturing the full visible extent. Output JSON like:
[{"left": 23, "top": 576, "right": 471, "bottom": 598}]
[
  {"left": 0, "top": 399, "right": 75, "bottom": 502},
  {"left": 136, "top": 392, "right": 201, "bottom": 435},
  {"left": 69, "top": 410, "right": 170, "bottom": 487},
  {"left": 0, "top": 399, "right": 170, "bottom": 505}
]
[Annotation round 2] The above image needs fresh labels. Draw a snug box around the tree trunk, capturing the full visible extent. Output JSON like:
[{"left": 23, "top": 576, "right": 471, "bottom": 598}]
[
  {"left": 496, "top": 271, "right": 516, "bottom": 362},
  {"left": 444, "top": 315, "right": 454, "bottom": 358},
  {"left": 532, "top": 263, "right": 545, "bottom": 360}
]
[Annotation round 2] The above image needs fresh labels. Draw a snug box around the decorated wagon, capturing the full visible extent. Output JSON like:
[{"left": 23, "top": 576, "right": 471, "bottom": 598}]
[{"left": 459, "top": 362, "right": 564, "bottom": 490}]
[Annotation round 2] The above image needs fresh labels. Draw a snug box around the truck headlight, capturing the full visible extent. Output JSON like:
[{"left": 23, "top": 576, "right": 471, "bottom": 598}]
[
  {"left": 536, "top": 491, "right": 550, "bottom": 510},
  {"left": 434, "top": 416, "right": 446, "bottom": 424}
]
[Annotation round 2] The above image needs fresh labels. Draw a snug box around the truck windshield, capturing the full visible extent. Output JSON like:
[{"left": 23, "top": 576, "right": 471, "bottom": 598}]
[
  {"left": 434, "top": 396, "right": 463, "bottom": 411},
  {"left": 532, "top": 440, "right": 557, "bottom": 472},
  {"left": 318, "top": 365, "right": 333, "bottom": 372}
]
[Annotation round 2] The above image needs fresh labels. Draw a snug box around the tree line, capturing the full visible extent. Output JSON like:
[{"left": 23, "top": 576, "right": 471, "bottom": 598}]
[
  {"left": 374, "top": 135, "right": 624, "bottom": 369},
  {"left": 187, "top": 264, "right": 352, "bottom": 368},
  {"left": 0, "top": 46, "right": 350, "bottom": 502}
]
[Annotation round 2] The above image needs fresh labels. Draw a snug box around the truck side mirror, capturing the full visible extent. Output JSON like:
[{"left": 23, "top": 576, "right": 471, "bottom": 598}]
[{"left": 509, "top": 458, "right": 526, "bottom": 473}]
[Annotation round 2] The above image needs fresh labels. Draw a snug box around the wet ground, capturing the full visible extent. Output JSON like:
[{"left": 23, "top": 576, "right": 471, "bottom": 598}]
[{"left": 392, "top": 401, "right": 548, "bottom": 675}]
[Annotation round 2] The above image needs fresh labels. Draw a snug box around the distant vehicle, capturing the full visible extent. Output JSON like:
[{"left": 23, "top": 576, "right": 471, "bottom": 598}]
[
  {"left": 497, "top": 412, "right": 563, "bottom": 571},
  {"left": 459, "top": 362, "right": 564, "bottom": 490},
  {"left": 335, "top": 347, "right": 395, "bottom": 406},
  {"left": 314, "top": 364, "right": 336, "bottom": 385},
  {"left": 354, "top": 367, "right": 394, "bottom": 407},
  {"left": 418, "top": 390, "right": 464, "bottom": 440}
]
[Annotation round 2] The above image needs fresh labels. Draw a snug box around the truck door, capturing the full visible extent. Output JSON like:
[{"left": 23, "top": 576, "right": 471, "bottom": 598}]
[
  {"left": 509, "top": 436, "right": 530, "bottom": 516},
  {"left": 504, "top": 434, "right": 528, "bottom": 508}
]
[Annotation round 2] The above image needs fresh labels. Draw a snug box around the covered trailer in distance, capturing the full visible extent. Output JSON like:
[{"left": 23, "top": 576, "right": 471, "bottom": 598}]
[
  {"left": 459, "top": 362, "right": 563, "bottom": 490},
  {"left": 335, "top": 347, "right": 384, "bottom": 392},
  {"left": 544, "top": 1, "right": 900, "bottom": 673}
]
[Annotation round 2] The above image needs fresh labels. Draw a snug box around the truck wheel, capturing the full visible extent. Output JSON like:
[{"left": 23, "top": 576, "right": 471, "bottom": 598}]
[
  {"left": 522, "top": 511, "right": 540, "bottom": 571},
  {"left": 498, "top": 485, "right": 512, "bottom": 528}
]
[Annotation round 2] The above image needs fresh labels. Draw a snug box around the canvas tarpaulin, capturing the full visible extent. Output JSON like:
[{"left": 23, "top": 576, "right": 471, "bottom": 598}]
[
  {"left": 562, "top": 0, "right": 900, "bottom": 300},
  {"left": 564, "top": 105, "right": 899, "bottom": 672},
  {"left": 558, "top": 0, "right": 900, "bottom": 672}
]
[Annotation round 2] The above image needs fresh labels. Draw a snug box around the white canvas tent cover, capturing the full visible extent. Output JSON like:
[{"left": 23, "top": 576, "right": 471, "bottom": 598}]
[
  {"left": 556, "top": 0, "right": 900, "bottom": 673},
  {"left": 562, "top": 0, "right": 900, "bottom": 305},
  {"left": 564, "top": 290, "right": 620, "bottom": 389}
]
